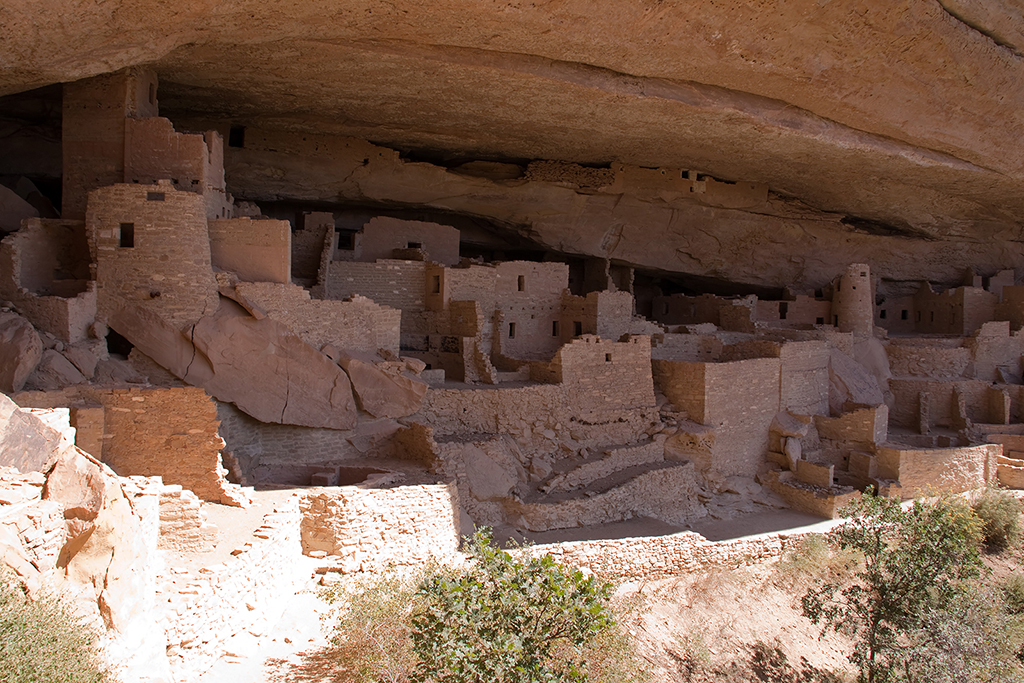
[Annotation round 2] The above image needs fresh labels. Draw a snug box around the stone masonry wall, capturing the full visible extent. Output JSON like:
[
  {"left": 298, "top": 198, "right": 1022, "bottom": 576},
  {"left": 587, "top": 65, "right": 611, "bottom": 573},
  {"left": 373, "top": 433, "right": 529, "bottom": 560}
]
[
  {"left": 88, "top": 183, "right": 219, "bottom": 329},
  {"left": 779, "top": 341, "right": 830, "bottom": 416},
  {"left": 208, "top": 218, "right": 291, "bottom": 284},
  {"left": 0, "top": 219, "right": 96, "bottom": 343},
  {"left": 703, "top": 358, "right": 781, "bottom": 477},
  {"left": 324, "top": 259, "right": 426, "bottom": 342},
  {"left": 236, "top": 282, "right": 401, "bottom": 355},
  {"left": 124, "top": 118, "right": 232, "bottom": 220},
  {"left": 356, "top": 217, "right": 460, "bottom": 266},
  {"left": 14, "top": 386, "right": 239, "bottom": 505},
  {"left": 555, "top": 335, "right": 656, "bottom": 423},
  {"left": 526, "top": 529, "right": 808, "bottom": 580},
  {"left": 299, "top": 483, "right": 461, "bottom": 572},
  {"left": 157, "top": 502, "right": 309, "bottom": 681},
  {"left": 293, "top": 212, "right": 333, "bottom": 281},
  {"left": 876, "top": 443, "right": 999, "bottom": 497}
]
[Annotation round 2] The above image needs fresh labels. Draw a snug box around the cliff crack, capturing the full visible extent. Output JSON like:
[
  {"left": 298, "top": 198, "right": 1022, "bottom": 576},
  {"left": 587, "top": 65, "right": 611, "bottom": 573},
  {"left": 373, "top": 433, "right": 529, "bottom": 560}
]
[{"left": 936, "top": 0, "right": 1024, "bottom": 59}]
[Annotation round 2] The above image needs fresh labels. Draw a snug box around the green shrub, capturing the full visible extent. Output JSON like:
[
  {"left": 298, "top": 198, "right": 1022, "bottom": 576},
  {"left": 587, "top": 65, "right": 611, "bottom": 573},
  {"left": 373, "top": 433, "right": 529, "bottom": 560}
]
[
  {"left": 321, "top": 571, "right": 423, "bottom": 682},
  {"left": 972, "top": 488, "right": 1022, "bottom": 551},
  {"left": 410, "top": 529, "right": 618, "bottom": 683},
  {"left": 0, "top": 573, "right": 108, "bottom": 683},
  {"left": 1002, "top": 574, "right": 1024, "bottom": 616}
]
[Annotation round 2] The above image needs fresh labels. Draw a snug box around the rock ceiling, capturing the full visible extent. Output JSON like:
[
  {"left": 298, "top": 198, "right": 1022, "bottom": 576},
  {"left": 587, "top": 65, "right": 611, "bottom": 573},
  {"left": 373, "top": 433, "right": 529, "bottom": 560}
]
[{"left": 4, "top": 0, "right": 1024, "bottom": 289}]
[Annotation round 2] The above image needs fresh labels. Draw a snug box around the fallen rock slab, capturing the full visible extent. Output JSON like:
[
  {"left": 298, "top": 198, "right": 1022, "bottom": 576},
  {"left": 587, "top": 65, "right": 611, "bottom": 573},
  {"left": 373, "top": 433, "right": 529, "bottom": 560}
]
[
  {"left": 336, "top": 350, "right": 428, "bottom": 419},
  {"left": 0, "top": 393, "right": 66, "bottom": 473},
  {"left": 111, "top": 299, "right": 358, "bottom": 430},
  {"left": 0, "top": 311, "right": 42, "bottom": 393}
]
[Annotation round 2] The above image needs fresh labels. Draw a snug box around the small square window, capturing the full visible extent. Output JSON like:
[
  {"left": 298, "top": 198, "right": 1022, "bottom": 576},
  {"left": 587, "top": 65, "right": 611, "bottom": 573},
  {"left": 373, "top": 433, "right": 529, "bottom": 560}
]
[
  {"left": 605, "top": 353, "right": 612, "bottom": 362},
  {"left": 816, "top": 317, "right": 824, "bottom": 325},
  {"left": 228, "top": 125, "right": 245, "bottom": 148},
  {"left": 146, "top": 191, "right": 165, "bottom": 201},
  {"left": 119, "top": 223, "right": 134, "bottom": 248}
]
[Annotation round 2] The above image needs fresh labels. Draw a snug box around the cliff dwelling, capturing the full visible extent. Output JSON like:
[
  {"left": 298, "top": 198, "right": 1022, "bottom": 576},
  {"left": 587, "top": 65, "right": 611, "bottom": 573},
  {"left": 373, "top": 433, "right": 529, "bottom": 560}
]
[{"left": 1, "top": 4, "right": 1024, "bottom": 681}]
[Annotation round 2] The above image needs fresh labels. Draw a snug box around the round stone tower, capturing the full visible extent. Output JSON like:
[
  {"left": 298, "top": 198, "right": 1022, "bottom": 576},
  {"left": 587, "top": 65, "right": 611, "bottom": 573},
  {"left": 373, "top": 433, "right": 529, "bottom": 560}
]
[{"left": 833, "top": 263, "right": 874, "bottom": 336}]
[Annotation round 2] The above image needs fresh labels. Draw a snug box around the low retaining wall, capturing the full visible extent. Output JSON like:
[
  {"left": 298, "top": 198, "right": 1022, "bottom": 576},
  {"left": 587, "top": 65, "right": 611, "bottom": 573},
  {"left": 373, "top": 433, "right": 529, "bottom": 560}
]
[
  {"left": 525, "top": 528, "right": 822, "bottom": 580},
  {"left": 300, "top": 483, "right": 462, "bottom": 572}
]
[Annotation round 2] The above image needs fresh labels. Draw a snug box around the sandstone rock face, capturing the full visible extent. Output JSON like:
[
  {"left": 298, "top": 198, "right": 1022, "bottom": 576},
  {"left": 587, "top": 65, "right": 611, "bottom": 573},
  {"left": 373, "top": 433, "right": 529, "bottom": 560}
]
[
  {"left": 335, "top": 350, "right": 428, "bottom": 419},
  {"left": 0, "top": 183, "right": 38, "bottom": 232},
  {"left": 462, "top": 444, "right": 518, "bottom": 502},
  {"left": 4, "top": 4, "right": 1024, "bottom": 293},
  {"left": 0, "top": 311, "right": 41, "bottom": 393}
]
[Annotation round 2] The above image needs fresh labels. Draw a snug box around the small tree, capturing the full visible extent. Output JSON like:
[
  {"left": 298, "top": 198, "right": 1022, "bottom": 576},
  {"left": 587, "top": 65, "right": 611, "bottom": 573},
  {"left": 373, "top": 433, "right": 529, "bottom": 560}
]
[
  {"left": 801, "top": 492, "right": 984, "bottom": 683},
  {"left": 410, "top": 529, "right": 615, "bottom": 683}
]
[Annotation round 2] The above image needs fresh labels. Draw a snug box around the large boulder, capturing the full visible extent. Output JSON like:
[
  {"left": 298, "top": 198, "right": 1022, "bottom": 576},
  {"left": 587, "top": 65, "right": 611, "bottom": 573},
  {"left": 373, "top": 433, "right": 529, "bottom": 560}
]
[
  {"left": 462, "top": 444, "right": 518, "bottom": 502},
  {"left": 43, "top": 448, "right": 106, "bottom": 559},
  {"left": 0, "top": 184, "right": 38, "bottom": 233},
  {"left": 829, "top": 348, "right": 885, "bottom": 415},
  {"left": 334, "top": 349, "right": 428, "bottom": 419},
  {"left": 111, "top": 299, "right": 358, "bottom": 429},
  {"left": 0, "top": 393, "right": 65, "bottom": 473},
  {"left": 0, "top": 311, "right": 42, "bottom": 393},
  {"left": 24, "top": 349, "right": 86, "bottom": 391}
]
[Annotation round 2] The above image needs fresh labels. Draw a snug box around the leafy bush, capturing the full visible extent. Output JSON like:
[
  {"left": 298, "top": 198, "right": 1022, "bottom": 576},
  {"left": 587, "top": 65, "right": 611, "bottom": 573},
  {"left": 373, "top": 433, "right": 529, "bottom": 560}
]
[
  {"left": 0, "top": 573, "right": 108, "bottom": 683},
  {"left": 973, "top": 488, "right": 1022, "bottom": 551},
  {"left": 320, "top": 531, "right": 640, "bottom": 683},
  {"left": 1002, "top": 574, "right": 1024, "bottom": 616},
  {"left": 802, "top": 492, "right": 985, "bottom": 683},
  {"left": 410, "top": 529, "right": 618, "bottom": 683},
  {"left": 321, "top": 571, "right": 423, "bottom": 682}
]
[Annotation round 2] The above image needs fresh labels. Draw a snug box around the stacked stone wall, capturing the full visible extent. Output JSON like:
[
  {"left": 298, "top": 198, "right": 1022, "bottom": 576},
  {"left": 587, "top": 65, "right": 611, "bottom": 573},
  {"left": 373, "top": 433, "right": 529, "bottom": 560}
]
[
  {"left": 355, "top": 216, "right": 460, "bottom": 266},
  {"left": 123, "top": 118, "right": 231, "bottom": 220},
  {"left": 208, "top": 218, "right": 291, "bottom": 284},
  {"left": 235, "top": 282, "right": 400, "bottom": 355},
  {"left": 886, "top": 344, "right": 971, "bottom": 379},
  {"left": 293, "top": 212, "right": 333, "bottom": 281},
  {"left": 324, "top": 260, "right": 426, "bottom": 342},
  {"left": 779, "top": 341, "right": 830, "bottom": 415},
  {"left": 0, "top": 219, "right": 97, "bottom": 343},
  {"left": 14, "top": 386, "right": 236, "bottom": 505},
  {"left": 157, "top": 503, "right": 308, "bottom": 680},
  {"left": 299, "top": 483, "right": 461, "bottom": 572},
  {"left": 876, "top": 443, "right": 998, "bottom": 496},
  {"left": 88, "top": 183, "right": 219, "bottom": 329},
  {"left": 526, "top": 529, "right": 809, "bottom": 579}
]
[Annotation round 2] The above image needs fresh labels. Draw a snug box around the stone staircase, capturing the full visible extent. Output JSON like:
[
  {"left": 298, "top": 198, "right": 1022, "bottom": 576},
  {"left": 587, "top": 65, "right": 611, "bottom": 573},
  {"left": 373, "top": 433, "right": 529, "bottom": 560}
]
[{"left": 504, "top": 436, "right": 702, "bottom": 531}]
